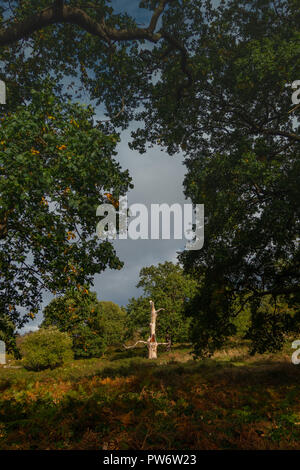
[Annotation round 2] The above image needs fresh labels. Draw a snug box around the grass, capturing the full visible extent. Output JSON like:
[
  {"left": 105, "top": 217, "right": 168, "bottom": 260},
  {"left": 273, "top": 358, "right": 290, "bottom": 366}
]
[{"left": 0, "top": 339, "right": 300, "bottom": 450}]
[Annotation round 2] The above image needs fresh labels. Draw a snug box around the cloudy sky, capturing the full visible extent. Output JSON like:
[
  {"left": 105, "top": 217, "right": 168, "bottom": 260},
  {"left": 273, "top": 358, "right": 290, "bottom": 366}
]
[
  {"left": 20, "top": 0, "right": 192, "bottom": 332},
  {"left": 94, "top": 127, "right": 189, "bottom": 305}
]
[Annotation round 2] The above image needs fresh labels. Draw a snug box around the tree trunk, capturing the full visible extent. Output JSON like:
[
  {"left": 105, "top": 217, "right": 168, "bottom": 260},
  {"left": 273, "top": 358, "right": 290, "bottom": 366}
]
[
  {"left": 148, "top": 338, "right": 158, "bottom": 359},
  {"left": 123, "top": 300, "right": 167, "bottom": 359},
  {"left": 147, "top": 301, "right": 158, "bottom": 359}
]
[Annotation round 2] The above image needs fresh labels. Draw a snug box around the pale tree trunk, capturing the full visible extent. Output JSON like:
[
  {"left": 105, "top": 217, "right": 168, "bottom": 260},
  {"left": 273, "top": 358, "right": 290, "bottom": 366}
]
[
  {"left": 148, "top": 300, "right": 158, "bottom": 359},
  {"left": 124, "top": 300, "right": 169, "bottom": 359}
]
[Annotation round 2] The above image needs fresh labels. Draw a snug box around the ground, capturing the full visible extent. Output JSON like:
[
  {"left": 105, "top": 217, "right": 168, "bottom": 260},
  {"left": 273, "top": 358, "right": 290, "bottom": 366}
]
[{"left": 0, "top": 339, "right": 300, "bottom": 450}]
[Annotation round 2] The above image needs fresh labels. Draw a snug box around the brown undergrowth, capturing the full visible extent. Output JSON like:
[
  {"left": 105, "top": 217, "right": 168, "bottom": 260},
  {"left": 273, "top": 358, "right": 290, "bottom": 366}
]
[{"left": 0, "top": 340, "right": 299, "bottom": 450}]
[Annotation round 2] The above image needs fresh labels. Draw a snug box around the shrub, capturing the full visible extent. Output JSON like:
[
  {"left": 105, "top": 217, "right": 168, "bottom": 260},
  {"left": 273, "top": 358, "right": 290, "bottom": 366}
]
[
  {"left": 19, "top": 327, "right": 73, "bottom": 371},
  {"left": 71, "top": 324, "right": 106, "bottom": 359}
]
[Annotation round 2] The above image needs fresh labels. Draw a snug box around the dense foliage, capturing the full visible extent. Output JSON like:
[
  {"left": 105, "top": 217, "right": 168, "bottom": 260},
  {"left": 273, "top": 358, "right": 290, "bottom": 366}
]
[
  {"left": 19, "top": 326, "right": 73, "bottom": 370},
  {"left": 0, "top": 87, "right": 131, "bottom": 333},
  {"left": 43, "top": 289, "right": 126, "bottom": 357},
  {"left": 0, "top": 314, "right": 18, "bottom": 356},
  {"left": 97, "top": 301, "right": 127, "bottom": 347},
  {"left": 178, "top": 1, "right": 300, "bottom": 355},
  {"left": 127, "top": 262, "right": 198, "bottom": 343},
  {"left": 0, "top": 0, "right": 299, "bottom": 354}
]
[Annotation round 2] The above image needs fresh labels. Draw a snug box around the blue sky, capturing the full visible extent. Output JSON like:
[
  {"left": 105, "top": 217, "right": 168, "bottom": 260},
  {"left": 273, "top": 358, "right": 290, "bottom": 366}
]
[{"left": 112, "top": 0, "right": 152, "bottom": 23}]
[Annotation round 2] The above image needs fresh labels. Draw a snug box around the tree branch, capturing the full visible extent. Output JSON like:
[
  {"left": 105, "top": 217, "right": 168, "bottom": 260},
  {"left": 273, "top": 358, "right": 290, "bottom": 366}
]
[
  {"left": 123, "top": 340, "right": 148, "bottom": 349},
  {"left": 155, "top": 307, "right": 165, "bottom": 313},
  {"left": 258, "top": 127, "right": 300, "bottom": 142},
  {"left": 0, "top": 1, "right": 170, "bottom": 47},
  {"left": 160, "top": 31, "right": 192, "bottom": 83},
  {"left": 96, "top": 96, "right": 125, "bottom": 125},
  {"left": 148, "top": 0, "right": 170, "bottom": 34},
  {"left": 0, "top": 1, "right": 194, "bottom": 91},
  {"left": 288, "top": 103, "right": 300, "bottom": 114},
  {"left": 255, "top": 286, "right": 300, "bottom": 297}
]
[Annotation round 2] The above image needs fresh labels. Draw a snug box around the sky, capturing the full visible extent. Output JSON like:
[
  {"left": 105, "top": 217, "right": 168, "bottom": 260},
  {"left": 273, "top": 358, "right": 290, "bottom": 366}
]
[
  {"left": 93, "top": 126, "right": 189, "bottom": 307},
  {"left": 20, "top": 0, "right": 191, "bottom": 333}
]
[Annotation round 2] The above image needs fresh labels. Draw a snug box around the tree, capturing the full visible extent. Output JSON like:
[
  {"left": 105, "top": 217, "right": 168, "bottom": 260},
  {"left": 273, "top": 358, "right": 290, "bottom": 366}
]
[
  {"left": 245, "top": 296, "right": 298, "bottom": 354},
  {"left": 181, "top": 139, "right": 300, "bottom": 355},
  {"left": 178, "top": 1, "right": 300, "bottom": 356},
  {"left": 97, "top": 301, "right": 127, "bottom": 347},
  {"left": 42, "top": 288, "right": 126, "bottom": 357},
  {"left": 0, "top": 0, "right": 193, "bottom": 123},
  {"left": 0, "top": 86, "right": 132, "bottom": 332},
  {"left": 125, "top": 300, "right": 169, "bottom": 359},
  {"left": 0, "top": 313, "right": 18, "bottom": 355},
  {"left": 0, "top": 0, "right": 299, "bottom": 353},
  {"left": 127, "top": 261, "right": 198, "bottom": 344}
]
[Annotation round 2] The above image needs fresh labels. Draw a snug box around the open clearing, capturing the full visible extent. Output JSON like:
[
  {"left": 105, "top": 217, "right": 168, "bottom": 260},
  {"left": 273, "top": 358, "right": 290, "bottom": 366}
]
[{"left": 1, "top": 340, "right": 300, "bottom": 450}]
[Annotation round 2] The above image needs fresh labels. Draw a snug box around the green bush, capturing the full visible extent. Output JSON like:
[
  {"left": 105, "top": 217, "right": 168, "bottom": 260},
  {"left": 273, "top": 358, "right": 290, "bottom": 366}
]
[
  {"left": 19, "top": 327, "right": 73, "bottom": 371},
  {"left": 71, "top": 324, "right": 106, "bottom": 359}
]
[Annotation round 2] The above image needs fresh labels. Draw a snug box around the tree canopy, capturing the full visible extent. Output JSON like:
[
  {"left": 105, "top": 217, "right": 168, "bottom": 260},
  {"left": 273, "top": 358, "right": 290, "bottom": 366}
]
[{"left": 0, "top": 86, "right": 131, "bottom": 336}]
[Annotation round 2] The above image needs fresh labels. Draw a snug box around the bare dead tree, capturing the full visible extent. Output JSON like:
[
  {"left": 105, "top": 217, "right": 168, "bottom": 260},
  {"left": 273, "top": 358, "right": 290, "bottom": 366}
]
[{"left": 124, "top": 300, "right": 168, "bottom": 359}]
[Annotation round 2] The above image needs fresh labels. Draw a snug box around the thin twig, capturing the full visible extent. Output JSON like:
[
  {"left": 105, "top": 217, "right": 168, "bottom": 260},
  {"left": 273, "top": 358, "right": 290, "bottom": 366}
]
[
  {"left": 288, "top": 103, "right": 300, "bottom": 114},
  {"left": 96, "top": 96, "right": 125, "bottom": 125},
  {"left": 155, "top": 308, "right": 165, "bottom": 313}
]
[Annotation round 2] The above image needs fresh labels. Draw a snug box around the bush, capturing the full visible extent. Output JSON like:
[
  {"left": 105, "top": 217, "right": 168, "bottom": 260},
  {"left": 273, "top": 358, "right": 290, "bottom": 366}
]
[
  {"left": 71, "top": 324, "right": 106, "bottom": 359},
  {"left": 19, "top": 327, "right": 73, "bottom": 371}
]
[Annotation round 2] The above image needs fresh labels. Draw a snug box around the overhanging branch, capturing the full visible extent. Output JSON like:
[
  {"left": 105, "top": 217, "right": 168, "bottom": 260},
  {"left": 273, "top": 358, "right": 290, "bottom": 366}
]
[
  {"left": 0, "top": 1, "right": 194, "bottom": 93},
  {"left": 0, "top": 1, "right": 171, "bottom": 46}
]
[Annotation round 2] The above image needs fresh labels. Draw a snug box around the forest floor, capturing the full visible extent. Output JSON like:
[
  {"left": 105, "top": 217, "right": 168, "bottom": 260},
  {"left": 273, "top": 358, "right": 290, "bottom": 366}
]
[{"left": 0, "top": 339, "right": 300, "bottom": 450}]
